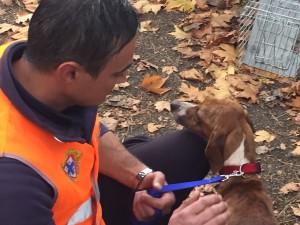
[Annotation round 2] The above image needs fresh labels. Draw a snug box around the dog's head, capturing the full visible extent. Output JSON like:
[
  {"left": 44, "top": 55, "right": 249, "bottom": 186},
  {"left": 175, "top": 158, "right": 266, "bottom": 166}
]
[{"left": 171, "top": 98, "right": 256, "bottom": 174}]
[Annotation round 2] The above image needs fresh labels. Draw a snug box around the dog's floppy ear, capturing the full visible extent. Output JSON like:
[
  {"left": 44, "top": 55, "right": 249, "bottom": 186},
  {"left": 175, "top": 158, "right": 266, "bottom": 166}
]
[
  {"left": 205, "top": 126, "right": 227, "bottom": 174},
  {"left": 244, "top": 110, "right": 255, "bottom": 132}
]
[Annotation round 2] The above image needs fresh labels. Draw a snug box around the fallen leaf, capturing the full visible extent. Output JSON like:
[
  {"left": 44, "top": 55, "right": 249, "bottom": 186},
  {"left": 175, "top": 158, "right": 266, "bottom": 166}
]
[
  {"left": 100, "top": 117, "right": 118, "bottom": 132},
  {"left": 142, "top": 74, "right": 170, "bottom": 94},
  {"left": 280, "top": 182, "right": 300, "bottom": 194},
  {"left": 166, "top": 0, "right": 196, "bottom": 12},
  {"left": 23, "top": 0, "right": 39, "bottom": 12},
  {"left": 1, "top": 0, "right": 12, "bottom": 5},
  {"left": 280, "top": 143, "right": 286, "bottom": 150},
  {"left": 15, "top": 12, "right": 33, "bottom": 24},
  {"left": 106, "top": 95, "right": 141, "bottom": 109},
  {"left": 179, "top": 68, "right": 204, "bottom": 81},
  {"left": 195, "top": 0, "right": 209, "bottom": 10},
  {"left": 133, "top": 0, "right": 164, "bottom": 14},
  {"left": 162, "top": 66, "right": 178, "bottom": 75},
  {"left": 256, "top": 145, "right": 270, "bottom": 155},
  {"left": 0, "top": 23, "right": 20, "bottom": 34},
  {"left": 291, "top": 145, "right": 300, "bottom": 156},
  {"left": 0, "top": 8, "right": 6, "bottom": 16},
  {"left": 169, "top": 25, "right": 191, "bottom": 40},
  {"left": 178, "top": 82, "right": 206, "bottom": 102},
  {"left": 155, "top": 101, "right": 171, "bottom": 112},
  {"left": 147, "top": 123, "right": 165, "bottom": 132},
  {"left": 212, "top": 44, "right": 236, "bottom": 62},
  {"left": 254, "top": 130, "right": 276, "bottom": 143},
  {"left": 137, "top": 59, "right": 158, "bottom": 71},
  {"left": 211, "top": 13, "right": 234, "bottom": 27},
  {"left": 291, "top": 204, "right": 300, "bottom": 217},
  {"left": 285, "top": 97, "right": 300, "bottom": 110},
  {"left": 113, "top": 81, "right": 130, "bottom": 91},
  {"left": 139, "top": 20, "right": 159, "bottom": 32}
]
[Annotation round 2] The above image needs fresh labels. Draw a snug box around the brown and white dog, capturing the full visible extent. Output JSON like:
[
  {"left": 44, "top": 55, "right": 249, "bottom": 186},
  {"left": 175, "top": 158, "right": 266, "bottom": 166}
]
[{"left": 170, "top": 98, "right": 279, "bottom": 225}]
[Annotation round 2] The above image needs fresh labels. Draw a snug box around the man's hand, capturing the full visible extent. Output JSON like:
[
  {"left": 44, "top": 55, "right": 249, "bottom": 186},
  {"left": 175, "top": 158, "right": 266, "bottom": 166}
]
[
  {"left": 168, "top": 192, "right": 230, "bottom": 225},
  {"left": 132, "top": 171, "right": 175, "bottom": 221}
]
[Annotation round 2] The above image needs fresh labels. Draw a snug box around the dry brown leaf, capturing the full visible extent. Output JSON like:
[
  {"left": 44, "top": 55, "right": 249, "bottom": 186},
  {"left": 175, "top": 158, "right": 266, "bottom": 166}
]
[
  {"left": 141, "top": 74, "right": 170, "bottom": 94},
  {"left": 15, "top": 12, "right": 33, "bottom": 24},
  {"left": 139, "top": 20, "right": 159, "bottom": 32},
  {"left": 0, "top": 8, "right": 6, "bottom": 16},
  {"left": 11, "top": 26, "right": 29, "bottom": 40},
  {"left": 291, "top": 204, "right": 300, "bottom": 217},
  {"left": 106, "top": 95, "right": 141, "bottom": 109},
  {"left": 293, "top": 112, "right": 300, "bottom": 125},
  {"left": 285, "top": 97, "right": 300, "bottom": 110},
  {"left": 178, "top": 82, "right": 206, "bottom": 102},
  {"left": 162, "top": 66, "right": 178, "bottom": 75},
  {"left": 172, "top": 45, "right": 200, "bottom": 58},
  {"left": 113, "top": 81, "right": 130, "bottom": 91},
  {"left": 155, "top": 101, "right": 171, "bottom": 112},
  {"left": 0, "top": 23, "right": 20, "bottom": 34},
  {"left": 137, "top": 59, "right": 158, "bottom": 71},
  {"left": 100, "top": 117, "right": 119, "bottom": 132},
  {"left": 212, "top": 44, "right": 236, "bottom": 62},
  {"left": 279, "top": 182, "right": 300, "bottom": 194},
  {"left": 133, "top": 0, "right": 164, "bottom": 14},
  {"left": 195, "top": 0, "right": 209, "bottom": 10},
  {"left": 254, "top": 130, "right": 276, "bottom": 143},
  {"left": 147, "top": 123, "right": 165, "bottom": 132},
  {"left": 1, "top": 0, "right": 12, "bottom": 5},
  {"left": 179, "top": 68, "right": 204, "bottom": 81},
  {"left": 211, "top": 13, "right": 234, "bottom": 27},
  {"left": 23, "top": 0, "right": 39, "bottom": 12}
]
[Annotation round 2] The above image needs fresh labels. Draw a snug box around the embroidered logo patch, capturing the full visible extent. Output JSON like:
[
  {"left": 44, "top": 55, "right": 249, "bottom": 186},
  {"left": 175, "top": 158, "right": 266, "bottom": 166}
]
[{"left": 62, "top": 149, "right": 82, "bottom": 181}]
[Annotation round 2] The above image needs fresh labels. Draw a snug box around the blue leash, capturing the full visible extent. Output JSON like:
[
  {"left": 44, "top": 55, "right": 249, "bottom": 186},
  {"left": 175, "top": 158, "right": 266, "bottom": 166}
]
[{"left": 132, "top": 175, "right": 224, "bottom": 225}]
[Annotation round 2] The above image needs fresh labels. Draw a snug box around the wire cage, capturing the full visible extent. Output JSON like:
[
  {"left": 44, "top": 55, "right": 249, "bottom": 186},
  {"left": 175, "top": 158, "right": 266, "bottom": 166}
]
[{"left": 237, "top": 0, "right": 300, "bottom": 79}]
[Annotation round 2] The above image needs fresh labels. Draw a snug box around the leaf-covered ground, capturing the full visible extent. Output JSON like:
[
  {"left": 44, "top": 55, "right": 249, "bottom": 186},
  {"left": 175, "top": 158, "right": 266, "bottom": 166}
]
[{"left": 0, "top": 0, "right": 299, "bottom": 224}]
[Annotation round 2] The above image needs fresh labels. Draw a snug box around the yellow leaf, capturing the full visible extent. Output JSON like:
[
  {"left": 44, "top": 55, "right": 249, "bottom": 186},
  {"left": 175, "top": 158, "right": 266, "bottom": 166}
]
[
  {"left": 254, "top": 130, "right": 276, "bottom": 143},
  {"left": 155, "top": 101, "right": 171, "bottom": 112},
  {"left": 166, "top": 0, "right": 196, "bottom": 12},
  {"left": 169, "top": 25, "right": 191, "bottom": 40},
  {"left": 141, "top": 74, "right": 170, "bottom": 95}
]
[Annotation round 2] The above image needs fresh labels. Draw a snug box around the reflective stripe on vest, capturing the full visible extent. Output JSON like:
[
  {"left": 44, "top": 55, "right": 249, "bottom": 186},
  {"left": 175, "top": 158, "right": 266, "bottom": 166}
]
[{"left": 67, "top": 197, "right": 93, "bottom": 225}]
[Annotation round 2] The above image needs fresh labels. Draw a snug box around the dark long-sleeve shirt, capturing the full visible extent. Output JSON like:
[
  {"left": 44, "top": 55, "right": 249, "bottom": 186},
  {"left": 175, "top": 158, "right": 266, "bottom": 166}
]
[{"left": 0, "top": 41, "right": 108, "bottom": 225}]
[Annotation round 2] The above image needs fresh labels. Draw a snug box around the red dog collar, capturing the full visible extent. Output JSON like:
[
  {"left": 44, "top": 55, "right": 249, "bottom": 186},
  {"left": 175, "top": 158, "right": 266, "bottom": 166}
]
[{"left": 219, "top": 162, "right": 261, "bottom": 175}]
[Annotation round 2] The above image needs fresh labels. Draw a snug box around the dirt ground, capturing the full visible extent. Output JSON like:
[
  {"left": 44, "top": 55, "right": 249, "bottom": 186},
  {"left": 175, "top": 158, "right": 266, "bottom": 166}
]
[{"left": 0, "top": 1, "right": 299, "bottom": 224}]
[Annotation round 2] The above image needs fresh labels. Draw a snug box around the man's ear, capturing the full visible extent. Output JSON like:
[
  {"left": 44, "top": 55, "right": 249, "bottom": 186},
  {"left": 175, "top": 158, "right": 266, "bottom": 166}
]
[{"left": 55, "top": 62, "right": 82, "bottom": 84}]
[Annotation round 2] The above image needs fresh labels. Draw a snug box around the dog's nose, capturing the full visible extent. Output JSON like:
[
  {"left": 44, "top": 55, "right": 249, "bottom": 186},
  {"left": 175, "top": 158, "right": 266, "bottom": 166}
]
[{"left": 170, "top": 100, "right": 181, "bottom": 112}]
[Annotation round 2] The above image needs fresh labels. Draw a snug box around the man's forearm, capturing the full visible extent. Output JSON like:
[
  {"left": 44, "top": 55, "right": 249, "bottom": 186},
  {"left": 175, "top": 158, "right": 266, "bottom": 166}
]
[{"left": 98, "top": 131, "right": 148, "bottom": 188}]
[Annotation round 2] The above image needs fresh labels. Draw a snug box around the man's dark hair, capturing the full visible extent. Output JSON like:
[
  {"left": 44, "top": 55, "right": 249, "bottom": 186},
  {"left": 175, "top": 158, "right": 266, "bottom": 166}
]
[{"left": 23, "top": 0, "right": 138, "bottom": 77}]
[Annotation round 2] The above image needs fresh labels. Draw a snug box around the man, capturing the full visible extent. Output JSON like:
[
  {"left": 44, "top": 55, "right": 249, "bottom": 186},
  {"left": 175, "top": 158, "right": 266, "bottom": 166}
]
[{"left": 0, "top": 0, "right": 229, "bottom": 224}]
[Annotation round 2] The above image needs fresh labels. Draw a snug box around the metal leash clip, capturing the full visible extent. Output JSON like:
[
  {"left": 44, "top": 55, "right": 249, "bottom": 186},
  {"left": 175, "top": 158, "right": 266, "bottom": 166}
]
[{"left": 221, "top": 169, "right": 245, "bottom": 181}]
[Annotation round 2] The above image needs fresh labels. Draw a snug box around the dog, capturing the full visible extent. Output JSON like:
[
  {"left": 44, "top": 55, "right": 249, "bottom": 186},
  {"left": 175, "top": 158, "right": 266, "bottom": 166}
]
[{"left": 170, "top": 98, "right": 279, "bottom": 225}]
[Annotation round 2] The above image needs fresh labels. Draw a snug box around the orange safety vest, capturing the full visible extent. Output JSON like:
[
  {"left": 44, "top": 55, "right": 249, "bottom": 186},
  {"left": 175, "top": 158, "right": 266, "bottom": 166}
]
[{"left": 0, "top": 43, "right": 105, "bottom": 225}]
